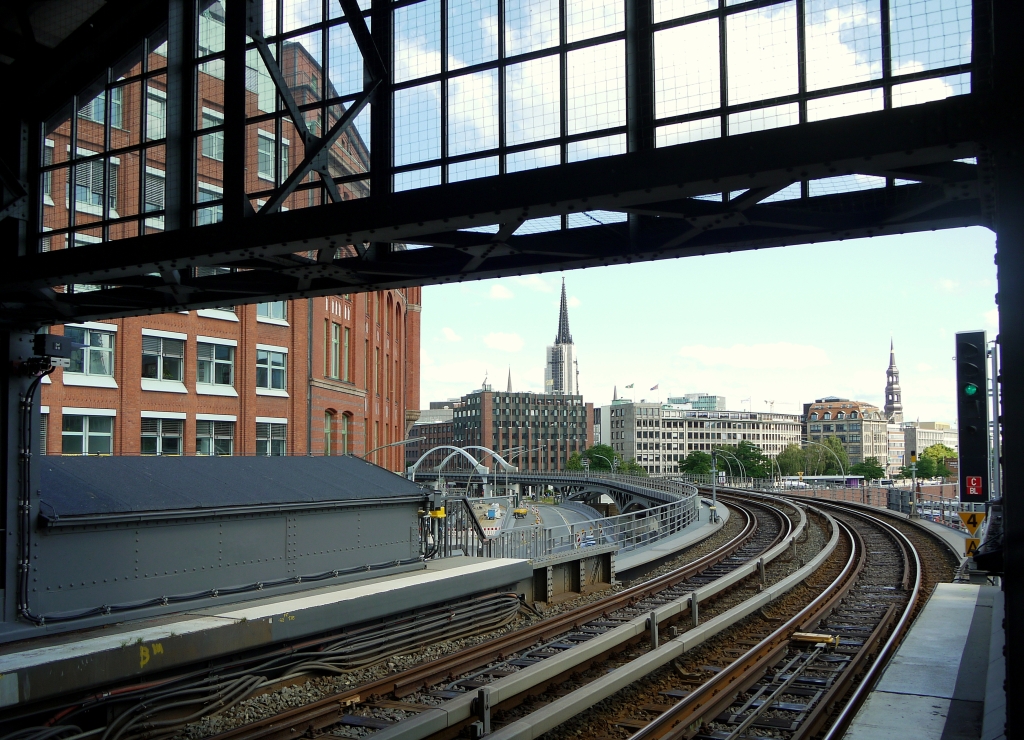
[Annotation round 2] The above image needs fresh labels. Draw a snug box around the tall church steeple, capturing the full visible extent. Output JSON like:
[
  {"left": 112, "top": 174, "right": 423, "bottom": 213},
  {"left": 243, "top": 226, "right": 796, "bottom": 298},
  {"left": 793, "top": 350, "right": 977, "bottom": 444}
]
[
  {"left": 544, "top": 277, "right": 576, "bottom": 395},
  {"left": 884, "top": 339, "right": 904, "bottom": 423},
  {"left": 555, "top": 278, "right": 573, "bottom": 345}
]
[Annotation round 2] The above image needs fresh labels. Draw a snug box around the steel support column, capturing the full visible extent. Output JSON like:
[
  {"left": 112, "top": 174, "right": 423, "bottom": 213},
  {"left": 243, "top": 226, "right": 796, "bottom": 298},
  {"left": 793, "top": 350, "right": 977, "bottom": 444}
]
[
  {"left": 992, "top": 1, "right": 1023, "bottom": 735},
  {"left": 164, "top": 0, "right": 197, "bottom": 233},
  {"left": 222, "top": 0, "right": 250, "bottom": 222}
]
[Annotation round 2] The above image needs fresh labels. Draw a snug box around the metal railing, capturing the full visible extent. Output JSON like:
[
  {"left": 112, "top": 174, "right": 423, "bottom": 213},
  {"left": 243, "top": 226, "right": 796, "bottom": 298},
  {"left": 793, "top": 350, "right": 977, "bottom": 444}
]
[{"left": 436, "top": 475, "right": 699, "bottom": 561}]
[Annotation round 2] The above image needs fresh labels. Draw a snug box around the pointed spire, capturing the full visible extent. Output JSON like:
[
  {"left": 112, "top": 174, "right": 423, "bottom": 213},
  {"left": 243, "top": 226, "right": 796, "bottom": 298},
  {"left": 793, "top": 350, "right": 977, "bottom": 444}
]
[
  {"left": 555, "top": 277, "right": 573, "bottom": 345},
  {"left": 889, "top": 337, "right": 897, "bottom": 368},
  {"left": 507, "top": 367, "right": 513, "bottom": 394},
  {"left": 613, "top": 385, "right": 618, "bottom": 401}
]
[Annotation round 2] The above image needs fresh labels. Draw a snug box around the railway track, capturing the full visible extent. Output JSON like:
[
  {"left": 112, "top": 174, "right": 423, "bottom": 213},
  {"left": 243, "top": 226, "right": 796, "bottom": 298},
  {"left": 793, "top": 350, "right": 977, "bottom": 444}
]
[
  {"left": 1, "top": 499, "right": 781, "bottom": 740},
  {"left": 186, "top": 497, "right": 804, "bottom": 740},
  {"left": 487, "top": 496, "right": 950, "bottom": 740}
]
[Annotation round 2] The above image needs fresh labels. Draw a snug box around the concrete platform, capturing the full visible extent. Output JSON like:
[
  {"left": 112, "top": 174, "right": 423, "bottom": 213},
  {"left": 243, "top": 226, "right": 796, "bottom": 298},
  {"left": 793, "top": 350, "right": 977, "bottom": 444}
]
[
  {"left": 845, "top": 583, "right": 1004, "bottom": 740},
  {"left": 615, "top": 501, "right": 727, "bottom": 573},
  {"left": 0, "top": 556, "right": 531, "bottom": 709}
]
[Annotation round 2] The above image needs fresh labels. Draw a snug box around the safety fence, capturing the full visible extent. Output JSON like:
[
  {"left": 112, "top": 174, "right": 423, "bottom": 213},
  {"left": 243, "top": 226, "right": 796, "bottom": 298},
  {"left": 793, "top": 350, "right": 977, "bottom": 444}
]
[{"left": 435, "top": 476, "right": 699, "bottom": 561}]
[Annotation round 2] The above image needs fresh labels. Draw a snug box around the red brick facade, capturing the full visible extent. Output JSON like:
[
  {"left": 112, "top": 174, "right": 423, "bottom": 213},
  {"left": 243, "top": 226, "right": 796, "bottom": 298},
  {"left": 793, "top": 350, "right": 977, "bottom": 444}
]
[{"left": 40, "top": 287, "right": 421, "bottom": 472}]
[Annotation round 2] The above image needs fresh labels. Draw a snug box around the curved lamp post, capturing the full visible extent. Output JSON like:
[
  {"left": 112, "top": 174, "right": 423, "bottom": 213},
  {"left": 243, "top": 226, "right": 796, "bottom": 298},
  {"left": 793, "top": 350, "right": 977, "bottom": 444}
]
[{"left": 805, "top": 440, "right": 846, "bottom": 477}]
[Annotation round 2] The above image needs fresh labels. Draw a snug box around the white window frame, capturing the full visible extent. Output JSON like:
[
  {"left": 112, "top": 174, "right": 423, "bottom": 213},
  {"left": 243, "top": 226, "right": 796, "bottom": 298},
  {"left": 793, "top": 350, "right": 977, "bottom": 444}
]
[
  {"left": 61, "top": 411, "right": 115, "bottom": 455},
  {"left": 256, "top": 301, "right": 289, "bottom": 326},
  {"left": 141, "top": 329, "right": 187, "bottom": 393},
  {"left": 196, "top": 337, "right": 236, "bottom": 391},
  {"left": 141, "top": 416, "right": 184, "bottom": 456},
  {"left": 61, "top": 323, "right": 118, "bottom": 388},
  {"left": 255, "top": 344, "right": 288, "bottom": 396},
  {"left": 256, "top": 418, "right": 287, "bottom": 456}
]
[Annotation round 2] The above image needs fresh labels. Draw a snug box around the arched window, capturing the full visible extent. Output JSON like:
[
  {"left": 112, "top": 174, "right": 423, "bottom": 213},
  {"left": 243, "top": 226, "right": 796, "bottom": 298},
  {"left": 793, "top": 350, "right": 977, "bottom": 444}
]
[
  {"left": 823, "top": 412, "right": 831, "bottom": 420},
  {"left": 810, "top": 413, "right": 818, "bottom": 421},
  {"left": 851, "top": 411, "right": 858, "bottom": 418},
  {"left": 837, "top": 412, "right": 845, "bottom": 419},
  {"left": 341, "top": 413, "right": 351, "bottom": 455},
  {"left": 324, "top": 410, "right": 335, "bottom": 455}
]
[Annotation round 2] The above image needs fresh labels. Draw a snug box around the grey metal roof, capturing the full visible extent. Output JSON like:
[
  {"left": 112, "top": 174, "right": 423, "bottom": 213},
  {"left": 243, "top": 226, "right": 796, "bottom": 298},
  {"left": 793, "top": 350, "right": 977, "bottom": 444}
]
[{"left": 38, "top": 456, "right": 425, "bottom": 520}]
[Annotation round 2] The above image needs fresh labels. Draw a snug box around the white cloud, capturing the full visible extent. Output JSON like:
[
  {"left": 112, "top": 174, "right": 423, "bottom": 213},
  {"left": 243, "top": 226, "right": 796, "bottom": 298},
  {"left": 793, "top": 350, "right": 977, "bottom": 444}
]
[
  {"left": 483, "top": 332, "right": 525, "bottom": 352},
  {"left": 568, "top": 296, "right": 581, "bottom": 308},
  {"left": 916, "top": 363, "right": 933, "bottom": 372},
  {"left": 513, "top": 274, "right": 555, "bottom": 292},
  {"left": 442, "top": 327, "right": 462, "bottom": 342},
  {"left": 489, "top": 284, "right": 515, "bottom": 300},
  {"left": 938, "top": 278, "right": 959, "bottom": 293},
  {"left": 985, "top": 308, "right": 999, "bottom": 329},
  {"left": 677, "top": 342, "right": 831, "bottom": 370}
]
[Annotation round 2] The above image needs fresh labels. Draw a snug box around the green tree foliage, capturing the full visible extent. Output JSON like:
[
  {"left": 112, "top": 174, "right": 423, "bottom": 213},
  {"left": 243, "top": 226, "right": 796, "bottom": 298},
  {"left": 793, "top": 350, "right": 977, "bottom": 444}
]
[
  {"left": 922, "top": 443, "right": 958, "bottom": 461},
  {"left": 850, "top": 457, "right": 885, "bottom": 481},
  {"left": 581, "top": 444, "right": 617, "bottom": 471},
  {"left": 777, "top": 444, "right": 805, "bottom": 476},
  {"left": 566, "top": 452, "right": 584, "bottom": 471},
  {"left": 618, "top": 458, "right": 649, "bottom": 476},
  {"left": 900, "top": 454, "right": 952, "bottom": 479},
  {"left": 805, "top": 436, "right": 850, "bottom": 475},
  {"left": 729, "top": 440, "right": 772, "bottom": 479},
  {"left": 679, "top": 451, "right": 714, "bottom": 475}
]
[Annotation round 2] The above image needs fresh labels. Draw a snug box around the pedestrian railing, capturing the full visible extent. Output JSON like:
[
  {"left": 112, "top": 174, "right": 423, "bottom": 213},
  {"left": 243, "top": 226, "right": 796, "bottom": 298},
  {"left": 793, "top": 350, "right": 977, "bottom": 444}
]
[{"left": 435, "top": 473, "right": 699, "bottom": 561}]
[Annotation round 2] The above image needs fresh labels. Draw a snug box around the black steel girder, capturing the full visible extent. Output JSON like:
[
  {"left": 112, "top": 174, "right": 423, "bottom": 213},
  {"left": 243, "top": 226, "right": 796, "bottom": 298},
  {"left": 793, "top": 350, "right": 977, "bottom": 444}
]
[{"left": 0, "top": 95, "right": 987, "bottom": 326}]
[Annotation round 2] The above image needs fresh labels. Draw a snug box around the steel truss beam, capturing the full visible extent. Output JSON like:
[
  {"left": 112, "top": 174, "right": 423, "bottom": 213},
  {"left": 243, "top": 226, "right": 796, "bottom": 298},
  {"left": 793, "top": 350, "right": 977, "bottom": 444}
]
[{"left": 0, "top": 95, "right": 986, "bottom": 327}]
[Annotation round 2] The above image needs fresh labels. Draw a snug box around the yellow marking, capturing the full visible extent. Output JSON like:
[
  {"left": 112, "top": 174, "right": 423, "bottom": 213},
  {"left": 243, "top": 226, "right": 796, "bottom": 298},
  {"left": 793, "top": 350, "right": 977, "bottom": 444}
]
[
  {"left": 965, "top": 538, "right": 981, "bottom": 558},
  {"left": 152, "top": 643, "right": 164, "bottom": 655},
  {"left": 958, "top": 512, "right": 985, "bottom": 536},
  {"left": 139, "top": 645, "right": 150, "bottom": 668}
]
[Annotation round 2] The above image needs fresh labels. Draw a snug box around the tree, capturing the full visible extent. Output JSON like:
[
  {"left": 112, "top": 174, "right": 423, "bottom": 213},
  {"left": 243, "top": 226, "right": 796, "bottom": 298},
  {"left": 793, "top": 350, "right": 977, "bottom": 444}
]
[
  {"left": 729, "top": 441, "right": 772, "bottom": 479},
  {"left": 806, "top": 436, "right": 850, "bottom": 476},
  {"left": 581, "top": 444, "right": 616, "bottom": 471},
  {"left": 777, "top": 444, "right": 805, "bottom": 476},
  {"left": 679, "top": 451, "right": 714, "bottom": 475},
  {"left": 566, "top": 452, "right": 584, "bottom": 471},
  {"left": 922, "top": 443, "right": 957, "bottom": 461},
  {"left": 618, "top": 457, "right": 649, "bottom": 476},
  {"left": 850, "top": 456, "right": 885, "bottom": 481}
]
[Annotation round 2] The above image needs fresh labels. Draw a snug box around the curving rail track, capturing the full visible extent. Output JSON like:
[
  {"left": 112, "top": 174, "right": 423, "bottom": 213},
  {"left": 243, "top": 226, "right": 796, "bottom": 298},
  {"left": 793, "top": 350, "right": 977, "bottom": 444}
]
[{"left": 3, "top": 491, "right": 961, "bottom": 740}]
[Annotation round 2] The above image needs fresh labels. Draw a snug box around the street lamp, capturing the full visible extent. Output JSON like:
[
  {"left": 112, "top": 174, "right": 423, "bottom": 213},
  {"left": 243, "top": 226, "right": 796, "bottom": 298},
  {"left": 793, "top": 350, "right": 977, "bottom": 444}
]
[
  {"left": 362, "top": 437, "right": 418, "bottom": 468},
  {"left": 589, "top": 453, "right": 615, "bottom": 472},
  {"left": 805, "top": 441, "right": 846, "bottom": 478}
]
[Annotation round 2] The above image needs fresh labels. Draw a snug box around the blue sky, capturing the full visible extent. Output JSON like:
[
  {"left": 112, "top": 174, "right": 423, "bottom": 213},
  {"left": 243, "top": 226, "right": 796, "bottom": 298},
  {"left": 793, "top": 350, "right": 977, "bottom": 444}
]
[{"left": 420, "top": 226, "right": 998, "bottom": 423}]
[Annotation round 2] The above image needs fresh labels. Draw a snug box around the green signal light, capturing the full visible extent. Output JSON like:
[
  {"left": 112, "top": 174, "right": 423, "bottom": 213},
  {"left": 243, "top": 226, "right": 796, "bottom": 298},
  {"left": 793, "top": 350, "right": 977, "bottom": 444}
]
[{"left": 964, "top": 383, "right": 979, "bottom": 396}]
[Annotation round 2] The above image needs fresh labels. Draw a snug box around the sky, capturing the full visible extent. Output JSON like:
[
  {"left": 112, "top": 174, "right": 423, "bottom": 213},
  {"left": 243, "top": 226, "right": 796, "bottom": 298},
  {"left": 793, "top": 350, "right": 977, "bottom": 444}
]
[{"left": 419, "top": 226, "right": 998, "bottom": 423}]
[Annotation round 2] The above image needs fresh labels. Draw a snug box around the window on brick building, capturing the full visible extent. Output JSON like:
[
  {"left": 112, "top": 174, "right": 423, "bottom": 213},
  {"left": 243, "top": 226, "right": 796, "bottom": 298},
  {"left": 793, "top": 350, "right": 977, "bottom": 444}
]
[
  {"left": 40, "top": 413, "right": 48, "bottom": 455},
  {"left": 142, "top": 336, "right": 184, "bottom": 381},
  {"left": 64, "top": 326, "right": 115, "bottom": 376},
  {"left": 343, "top": 327, "right": 350, "bottom": 382},
  {"left": 325, "top": 411, "right": 335, "bottom": 455},
  {"left": 141, "top": 418, "right": 183, "bottom": 455},
  {"left": 257, "top": 301, "right": 286, "bottom": 320},
  {"left": 197, "top": 420, "right": 234, "bottom": 455},
  {"left": 256, "top": 349, "right": 287, "bottom": 389},
  {"left": 256, "top": 421, "right": 286, "bottom": 456},
  {"left": 62, "top": 415, "right": 113, "bottom": 455},
  {"left": 197, "top": 342, "right": 234, "bottom": 386}
]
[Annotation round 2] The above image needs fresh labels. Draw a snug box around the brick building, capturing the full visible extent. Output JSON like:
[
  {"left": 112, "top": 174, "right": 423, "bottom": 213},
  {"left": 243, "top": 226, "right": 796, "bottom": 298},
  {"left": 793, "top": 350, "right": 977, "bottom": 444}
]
[
  {"left": 452, "top": 384, "right": 593, "bottom": 472},
  {"left": 37, "top": 16, "right": 420, "bottom": 472},
  {"left": 805, "top": 397, "right": 888, "bottom": 466},
  {"left": 41, "top": 290, "right": 421, "bottom": 472}
]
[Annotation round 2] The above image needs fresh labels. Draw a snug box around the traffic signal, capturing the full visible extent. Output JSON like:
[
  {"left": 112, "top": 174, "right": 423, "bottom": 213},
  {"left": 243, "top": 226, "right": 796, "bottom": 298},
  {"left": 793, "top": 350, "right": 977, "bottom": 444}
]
[{"left": 955, "top": 331, "right": 989, "bottom": 503}]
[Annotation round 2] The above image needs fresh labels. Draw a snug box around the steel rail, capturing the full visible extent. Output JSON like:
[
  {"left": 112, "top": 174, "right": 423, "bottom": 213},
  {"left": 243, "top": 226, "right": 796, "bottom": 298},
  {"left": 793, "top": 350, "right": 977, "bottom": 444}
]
[
  {"left": 812, "top": 504, "right": 924, "bottom": 740},
  {"left": 204, "top": 500, "right": 787, "bottom": 740},
  {"left": 629, "top": 496, "right": 925, "bottom": 740},
  {"left": 625, "top": 514, "right": 860, "bottom": 740}
]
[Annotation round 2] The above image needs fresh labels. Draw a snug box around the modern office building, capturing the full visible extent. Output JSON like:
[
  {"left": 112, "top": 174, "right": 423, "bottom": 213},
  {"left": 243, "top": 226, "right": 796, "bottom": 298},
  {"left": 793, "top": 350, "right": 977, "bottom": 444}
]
[
  {"left": 544, "top": 279, "right": 577, "bottom": 395},
  {"left": 666, "top": 393, "right": 727, "bottom": 411},
  {"left": 37, "top": 18, "right": 420, "bottom": 471},
  {"left": 805, "top": 398, "right": 888, "bottom": 466},
  {"left": 406, "top": 418, "right": 456, "bottom": 470},
  {"left": 887, "top": 424, "right": 906, "bottom": 475},
  {"left": 452, "top": 383, "right": 592, "bottom": 472},
  {"left": 902, "top": 421, "right": 959, "bottom": 457},
  {"left": 601, "top": 400, "right": 801, "bottom": 475}
]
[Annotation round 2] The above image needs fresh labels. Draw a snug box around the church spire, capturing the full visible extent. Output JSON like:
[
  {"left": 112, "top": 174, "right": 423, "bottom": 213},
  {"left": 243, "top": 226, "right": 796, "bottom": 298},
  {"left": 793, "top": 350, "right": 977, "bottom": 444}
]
[
  {"left": 555, "top": 277, "right": 573, "bottom": 345},
  {"left": 884, "top": 338, "right": 904, "bottom": 423},
  {"left": 507, "top": 367, "right": 513, "bottom": 394}
]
